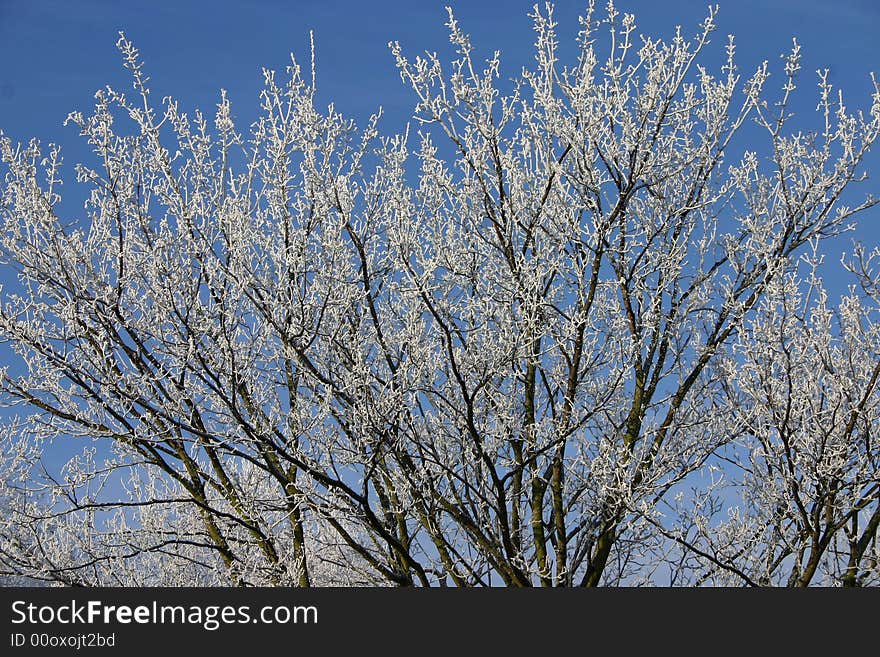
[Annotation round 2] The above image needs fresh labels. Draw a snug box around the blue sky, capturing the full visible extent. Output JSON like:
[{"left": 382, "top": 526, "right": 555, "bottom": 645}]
[
  {"left": 0, "top": 0, "right": 878, "bottom": 278},
  {"left": 2, "top": 0, "right": 878, "bottom": 142}
]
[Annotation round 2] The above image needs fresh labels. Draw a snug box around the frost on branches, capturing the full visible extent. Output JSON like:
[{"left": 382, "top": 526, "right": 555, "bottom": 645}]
[{"left": 1, "top": 2, "right": 878, "bottom": 586}]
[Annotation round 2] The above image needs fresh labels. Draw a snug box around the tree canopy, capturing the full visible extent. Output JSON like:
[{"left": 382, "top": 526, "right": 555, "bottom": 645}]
[{"left": 1, "top": 2, "right": 878, "bottom": 586}]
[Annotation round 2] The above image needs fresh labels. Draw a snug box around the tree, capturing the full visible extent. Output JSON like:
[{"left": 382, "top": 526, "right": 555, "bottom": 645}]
[
  {"left": 662, "top": 254, "right": 880, "bottom": 586},
  {"left": 1, "top": 1, "right": 878, "bottom": 586}
]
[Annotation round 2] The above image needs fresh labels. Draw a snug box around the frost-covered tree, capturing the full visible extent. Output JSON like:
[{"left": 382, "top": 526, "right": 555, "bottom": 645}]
[
  {"left": 659, "top": 252, "right": 880, "bottom": 587},
  {"left": 1, "top": 2, "right": 878, "bottom": 586}
]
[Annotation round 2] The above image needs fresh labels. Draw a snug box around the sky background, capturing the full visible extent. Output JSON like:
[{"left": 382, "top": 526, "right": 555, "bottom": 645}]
[
  {"left": 0, "top": 0, "right": 876, "bottom": 302},
  {"left": 0, "top": 1, "right": 879, "bottom": 123},
  {"left": 1, "top": 0, "right": 878, "bottom": 275}
]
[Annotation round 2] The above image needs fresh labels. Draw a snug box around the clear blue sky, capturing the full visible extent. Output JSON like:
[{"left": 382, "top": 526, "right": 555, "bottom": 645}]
[
  {"left": 2, "top": 0, "right": 878, "bottom": 141},
  {"left": 0, "top": 0, "right": 878, "bottom": 273}
]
